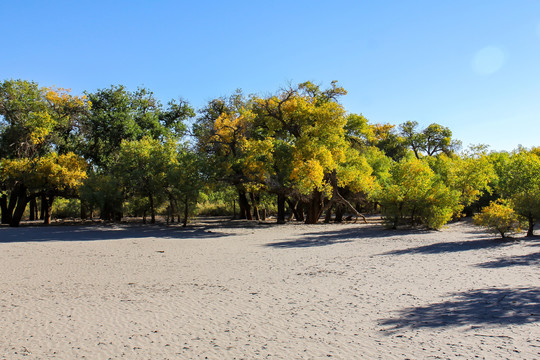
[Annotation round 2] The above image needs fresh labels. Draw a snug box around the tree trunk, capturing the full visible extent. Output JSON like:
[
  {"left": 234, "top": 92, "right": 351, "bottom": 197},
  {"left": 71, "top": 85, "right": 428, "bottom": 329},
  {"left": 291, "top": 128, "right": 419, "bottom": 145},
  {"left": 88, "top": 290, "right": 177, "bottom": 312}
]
[
  {"left": 1, "top": 195, "right": 10, "bottom": 224},
  {"left": 3, "top": 188, "right": 19, "bottom": 224},
  {"left": 43, "top": 195, "right": 54, "bottom": 225},
  {"left": 277, "top": 194, "right": 286, "bottom": 224},
  {"left": 169, "top": 198, "right": 175, "bottom": 223},
  {"left": 183, "top": 195, "right": 189, "bottom": 227},
  {"left": 41, "top": 195, "right": 48, "bottom": 221},
  {"left": 286, "top": 199, "right": 305, "bottom": 222},
  {"left": 324, "top": 207, "right": 332, "bottom": 223},
  {"left": 335, "top": 205, "right": 344, "bottom": 223},
  {"left": 29, "top": 198, "right": 37, "bottom": 221},
  {"left": 238, "top": 190, "right": 252, "bottom": 220},
  {"left": 149, "top": 193, "right": 155, "bottom": 224},
  {"left": 250, "top": 193, "right": 260, "bottom": 220},
  {"left": 80, "top": 199, "right": 88, "bottom": 220},
  {"left": 35, "top": 198, "right": 40, "bottom": 220},
  {"left": 114, "top": 209, "right": 123, "bottom": 222},
  {"left": 296, "top": 202, "right": 305, "bottom": 222},
  {"left": 527, "top": 216, "right": 535, "bottom": 237},
  {"left": 10, "top": 184, "right": 28, "bottom": 227},
  {"left": 305, "top": 190, "right": 324, "bottom": 224}
]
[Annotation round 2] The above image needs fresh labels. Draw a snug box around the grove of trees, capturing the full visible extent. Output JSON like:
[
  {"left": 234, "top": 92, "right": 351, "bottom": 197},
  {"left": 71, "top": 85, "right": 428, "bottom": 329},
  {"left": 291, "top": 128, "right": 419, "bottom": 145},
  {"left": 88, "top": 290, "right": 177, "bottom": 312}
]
[{"left": 1, "top": 79, "right": 539, "bottom": 237}]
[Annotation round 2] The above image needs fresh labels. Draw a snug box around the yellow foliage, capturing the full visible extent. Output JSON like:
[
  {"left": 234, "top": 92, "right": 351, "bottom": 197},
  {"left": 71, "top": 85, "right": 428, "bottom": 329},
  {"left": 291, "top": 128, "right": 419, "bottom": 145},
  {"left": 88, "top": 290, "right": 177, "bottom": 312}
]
[
  {"left": 212, "top": 112, "right": 247, "bottom": 150},
  {"left": 44, "top": 87, "right": 89, "bottom": 110},
  {"left": 337, "top": 149, "right": 377, "bottom": 194},
  {"left": 371, "top": 123, "right": 395, "bottom": 141},
  {"left": 290, "top": 159, "right": 325, "bottom": 195},
  {"left": 473, "top": 199, "right": 522, "bottom": 238},
  {"left": 1, "top": 152, "right": 87, "bottom": 191}
]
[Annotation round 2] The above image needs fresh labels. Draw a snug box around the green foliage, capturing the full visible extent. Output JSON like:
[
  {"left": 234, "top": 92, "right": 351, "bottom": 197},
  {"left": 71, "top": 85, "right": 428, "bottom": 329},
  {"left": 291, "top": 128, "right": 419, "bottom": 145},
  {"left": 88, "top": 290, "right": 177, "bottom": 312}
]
[
  {"left": 166, "top": 148, "right": 206, "bottom": 223},
  {"left": 3, "top": 77, "right": 540, "bottom": 232},
  {"left": 196, "top": 202, "right": 234, "bottom": 216},
  {"left": 426, "top": 152, "right": 496, "bottom": 213},
  {"left": 473, "top": 199, "right": 522, "bottom": 238},
  {"left": 376, "top": 158, "right": 461, "bottom": 229},
  {"left": 369, "top": 123, "right": 409, "bottom": 161},
  {"left": 115, "top": 136, "right": 176, "bottom": 223},
  {"left": 250, "top": 81, "right": 377, "bottom": 223},
  {"left": 400, "top": 121, "right": 461, "bottom": 159},
  {"left": 52, "top": 198, "right": 80, "bottom": 219},
  {"left": 494, "top": 150, "right": 540, "bottom": 236},
  {"left": 81, "top": 85, "right": 193, "bottom": 168},
  {"left": 0, "top": 79, "right": 91, "bottom": 226},
  {"left": 79, "top": 172, "right": 123, "bottom": 220}
]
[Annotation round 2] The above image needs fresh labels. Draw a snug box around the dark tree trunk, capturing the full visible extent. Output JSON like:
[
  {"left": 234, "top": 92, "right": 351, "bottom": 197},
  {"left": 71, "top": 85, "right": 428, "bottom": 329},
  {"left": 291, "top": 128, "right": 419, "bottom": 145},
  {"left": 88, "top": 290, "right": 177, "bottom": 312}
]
[
  {"left": 238, "top": 190, "right": 252, "bottom": 220},
  {"left": 149, "top": 193, "right": 156, "bottom": 224},
  {"left": 1, "top": 195, "right": 10, "bottom": 224},
  {"left": 29, "top": 198, "right": 37, "bottom": 221},
  {"left": 43, "top": 195, "right": 54, "bottom": 225},
  {"left": 305, "top": 190, "right": 324, "bottom": 224},
  {"left": 335, "top": 205, "right": 344, "bottom": 223},
  {"left": 277, "top": 194, "right": 286, "bottom": 224},
  {"left": 80, "top": 199, "right": 88, "bottom": 220},
  {"left": 169, "top": 198, "right": 175, "bottom": 223},
  {"left": 250, "top": 193, "right": 260, "bottom": 220},
  {"left": 102, "top": 193, "right": 123, "bottom": 222},
  {"left": 10, "top": 184, "right": 29, "bottom": 227},
  {"left": 324, "top": 207, "right": 332, "bottom": 223},
  {"left": 527, "top": 216, "right": 535, "bottom": 237},
  {"left": 3, "top": 189, "right": 19, "bottom": 224},
  {"left": 296, "top": 202, "right": 305, "bottom": 222},
  {"left": 286, "top": 199, "right": 305, "bottom": 222},
  {"left": 114, "top": 209, "right": 123, "bottom": 222},
  {"left": 177, "top": 199, "right": 181, "bottom": 223},
  {"left": 183, "top": 195, "right": 189, "bottom": 227},
  {"left": 41, "top": 195, "right": 48, "bottom": 221}
]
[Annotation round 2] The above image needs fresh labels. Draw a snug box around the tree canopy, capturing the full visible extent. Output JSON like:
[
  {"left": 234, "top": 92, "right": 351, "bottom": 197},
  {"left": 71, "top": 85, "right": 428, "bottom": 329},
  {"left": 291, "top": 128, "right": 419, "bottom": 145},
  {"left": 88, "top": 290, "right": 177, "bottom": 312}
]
[{"left": 1, "top": 78, "right": 539, "bottom": 236}]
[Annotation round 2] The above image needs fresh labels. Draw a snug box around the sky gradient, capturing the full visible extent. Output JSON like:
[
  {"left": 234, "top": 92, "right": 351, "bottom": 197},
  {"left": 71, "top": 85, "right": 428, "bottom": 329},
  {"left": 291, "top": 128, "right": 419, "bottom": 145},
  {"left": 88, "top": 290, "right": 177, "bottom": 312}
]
[{"left": 2, "top": 1, "right": 540, "bottom": 151}]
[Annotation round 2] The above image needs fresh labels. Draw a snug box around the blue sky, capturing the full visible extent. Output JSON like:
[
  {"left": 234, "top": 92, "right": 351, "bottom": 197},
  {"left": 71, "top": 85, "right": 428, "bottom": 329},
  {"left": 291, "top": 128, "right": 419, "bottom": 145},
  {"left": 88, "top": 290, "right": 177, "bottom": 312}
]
[{"left": 2, "top": 1, "right": 540, "bottom": 151}]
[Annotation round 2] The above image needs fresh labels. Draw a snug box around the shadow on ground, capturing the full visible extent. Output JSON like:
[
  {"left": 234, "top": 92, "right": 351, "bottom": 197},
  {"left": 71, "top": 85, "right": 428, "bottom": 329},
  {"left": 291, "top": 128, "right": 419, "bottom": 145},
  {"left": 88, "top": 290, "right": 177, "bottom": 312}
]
[
  {"left": 381, "top": 287, "right": 540, "bottom": 332},
  {"left": 381, "top": 237, "right": 512, "bottom": 256},
  {"left": 264, "top": 225, "right": 412, "bottom": 248},
  {"left": 0, "top": 223, "right": 231, "bottom": 243},
  {"left": 476, "top": 251, "right": 540, "bottom": 268}
]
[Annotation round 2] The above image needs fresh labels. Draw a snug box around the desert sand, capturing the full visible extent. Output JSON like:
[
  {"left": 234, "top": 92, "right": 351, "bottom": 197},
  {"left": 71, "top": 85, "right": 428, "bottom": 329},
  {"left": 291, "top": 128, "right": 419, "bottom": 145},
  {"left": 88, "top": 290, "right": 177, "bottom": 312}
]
[{"left": 0, "top": 218, "right": 539, "bottom": 359}]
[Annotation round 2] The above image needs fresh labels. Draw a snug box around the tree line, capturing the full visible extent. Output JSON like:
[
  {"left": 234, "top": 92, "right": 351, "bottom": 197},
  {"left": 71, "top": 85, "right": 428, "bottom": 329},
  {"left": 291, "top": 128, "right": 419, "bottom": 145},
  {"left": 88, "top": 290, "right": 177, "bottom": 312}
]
[{"left": 1, "top": 79, "right": 538, "bottom": 237}]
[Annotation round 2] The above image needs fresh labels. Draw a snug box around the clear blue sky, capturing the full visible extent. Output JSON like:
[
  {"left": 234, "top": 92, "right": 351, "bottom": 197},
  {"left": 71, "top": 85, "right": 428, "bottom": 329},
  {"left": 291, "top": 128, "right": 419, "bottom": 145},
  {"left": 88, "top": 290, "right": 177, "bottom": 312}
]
[{"left": 2, "top": 1, "right": 540, "bottom": 151}]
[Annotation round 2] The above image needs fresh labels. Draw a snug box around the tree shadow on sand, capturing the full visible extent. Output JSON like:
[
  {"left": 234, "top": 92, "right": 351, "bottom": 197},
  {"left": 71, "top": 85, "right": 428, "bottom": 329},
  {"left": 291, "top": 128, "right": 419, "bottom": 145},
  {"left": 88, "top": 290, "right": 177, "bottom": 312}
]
[
  {"left": 381, "top": 237, "right": 513, "bottom": 256},
  {"left": 0, "top": 224, "right": 230, "bottom": 243},
  {"left": 381, "top": 287, "right": 540, "bottom": 332},
  {"left": 264, "top": 225, "right": 403, "bottom": 248},
  {"left": 476, "top": 251, "right": 540, "bottom": 268}
]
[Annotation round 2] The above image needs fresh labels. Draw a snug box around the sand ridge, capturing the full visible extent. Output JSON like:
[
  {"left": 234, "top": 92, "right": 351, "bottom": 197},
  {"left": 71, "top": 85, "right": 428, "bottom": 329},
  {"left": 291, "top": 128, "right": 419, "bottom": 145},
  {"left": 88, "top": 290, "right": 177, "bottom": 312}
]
[{"left": 0, "top": 219, "right": 539, "bottom": 359}]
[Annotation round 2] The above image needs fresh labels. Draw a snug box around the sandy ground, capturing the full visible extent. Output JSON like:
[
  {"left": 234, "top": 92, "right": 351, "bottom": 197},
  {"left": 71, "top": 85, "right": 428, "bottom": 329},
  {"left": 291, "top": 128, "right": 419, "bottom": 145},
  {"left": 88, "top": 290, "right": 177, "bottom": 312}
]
[{"left": 0, "top": 217, "right": 539, "bottom": 359}]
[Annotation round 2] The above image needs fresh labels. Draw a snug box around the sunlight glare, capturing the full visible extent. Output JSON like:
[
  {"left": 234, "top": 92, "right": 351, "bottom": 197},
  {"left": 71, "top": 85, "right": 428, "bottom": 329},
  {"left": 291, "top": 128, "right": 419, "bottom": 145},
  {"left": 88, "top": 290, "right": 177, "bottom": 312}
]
[{"left": 472, "top": 46, "right": 505, "bottom": 75}]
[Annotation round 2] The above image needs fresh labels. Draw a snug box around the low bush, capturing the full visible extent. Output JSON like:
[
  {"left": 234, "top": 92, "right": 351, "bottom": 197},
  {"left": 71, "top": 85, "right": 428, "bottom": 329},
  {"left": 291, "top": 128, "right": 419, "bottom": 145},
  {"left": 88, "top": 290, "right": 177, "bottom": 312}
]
[{"left": 473, "top": 199, "right": 522, "bottom": 238}]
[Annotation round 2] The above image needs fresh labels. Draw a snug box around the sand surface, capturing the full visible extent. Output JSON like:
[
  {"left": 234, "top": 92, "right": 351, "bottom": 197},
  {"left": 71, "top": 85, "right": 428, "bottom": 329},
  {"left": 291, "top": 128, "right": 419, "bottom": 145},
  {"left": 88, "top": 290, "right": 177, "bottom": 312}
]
[{"left": 0, "top": 218, "right": 539, "bottom": 359}]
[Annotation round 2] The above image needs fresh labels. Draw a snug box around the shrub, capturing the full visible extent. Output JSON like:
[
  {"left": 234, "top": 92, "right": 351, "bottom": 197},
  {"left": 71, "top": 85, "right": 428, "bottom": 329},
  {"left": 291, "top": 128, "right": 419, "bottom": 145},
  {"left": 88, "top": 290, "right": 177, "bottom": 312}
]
[
  {"left": 52, "top": 198, "right": 80, "bottom": 219},
  {"left": 473, "top": 199, "right": 522, "bottom": 238}
]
